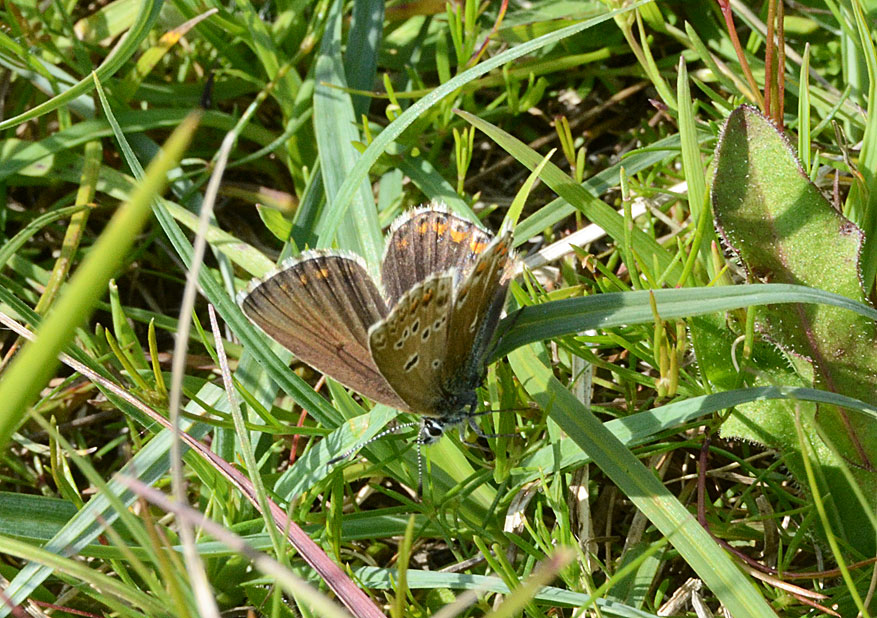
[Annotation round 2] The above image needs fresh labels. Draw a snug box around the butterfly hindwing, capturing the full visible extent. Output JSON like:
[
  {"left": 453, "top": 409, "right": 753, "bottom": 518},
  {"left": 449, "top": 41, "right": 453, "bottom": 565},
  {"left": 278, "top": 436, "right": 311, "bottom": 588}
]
[
  {"left": 440, "top": 231, "right": 513, "bottom": 390},
  {"left": 241, "top": 252, "right": 408, "bottom": 410},
  {"left": 381, "top": 205, "right": 493, "bottom": 305},
  {"left": 368, "top": 273, "right": 455, "bottom": 415}
]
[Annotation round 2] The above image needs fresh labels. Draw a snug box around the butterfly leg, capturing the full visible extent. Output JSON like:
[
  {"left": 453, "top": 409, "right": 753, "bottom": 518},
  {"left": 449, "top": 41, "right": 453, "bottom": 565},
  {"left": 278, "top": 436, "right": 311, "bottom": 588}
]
[
  {"left": 450, "top": 408, "right": 516, "bottom": 453},
  {"left": 467, "top": 408, "right": 517, "bottom": 441}
]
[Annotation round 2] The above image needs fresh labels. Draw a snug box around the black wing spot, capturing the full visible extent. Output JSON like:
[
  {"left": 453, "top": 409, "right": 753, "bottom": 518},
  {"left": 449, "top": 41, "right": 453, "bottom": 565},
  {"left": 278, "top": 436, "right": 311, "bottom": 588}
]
[
  {"left": 404, "top": 354, "right": 419, "bottom": 372},
  {"left": 421, "top": 326, "right": 431, "bottom": 341}
]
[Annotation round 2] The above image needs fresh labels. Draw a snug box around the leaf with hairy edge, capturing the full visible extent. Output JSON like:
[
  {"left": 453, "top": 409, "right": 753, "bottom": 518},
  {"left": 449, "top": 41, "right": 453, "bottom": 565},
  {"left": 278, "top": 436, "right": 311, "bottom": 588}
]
[{"left": 711, "top": 105, "right": 877, "bottom": 553}]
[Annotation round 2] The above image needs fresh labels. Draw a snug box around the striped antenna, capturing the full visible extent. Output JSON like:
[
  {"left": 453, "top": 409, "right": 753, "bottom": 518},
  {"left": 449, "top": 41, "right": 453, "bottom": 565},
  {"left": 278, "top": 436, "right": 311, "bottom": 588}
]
[
  {"left": 328, "top": 410, "right": 522, "bottom": 494},
  {"left": 326, "top": 421, "right": 421, "bottom": 466}
]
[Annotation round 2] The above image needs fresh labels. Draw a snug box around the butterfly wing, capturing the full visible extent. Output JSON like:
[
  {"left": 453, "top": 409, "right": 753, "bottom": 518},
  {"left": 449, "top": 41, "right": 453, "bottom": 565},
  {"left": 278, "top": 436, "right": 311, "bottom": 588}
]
[
  {"left": 440, "top": 230, "right": 514, "bottom": 390},
  {"left": 367, "top": 272, "right": 455, "bottom": 415},
  {"left": 241, "top": 251, "right": 409, "bottom": 410},
  {"left": 381, "top": 204, "right": 493, "bottom": 305}
]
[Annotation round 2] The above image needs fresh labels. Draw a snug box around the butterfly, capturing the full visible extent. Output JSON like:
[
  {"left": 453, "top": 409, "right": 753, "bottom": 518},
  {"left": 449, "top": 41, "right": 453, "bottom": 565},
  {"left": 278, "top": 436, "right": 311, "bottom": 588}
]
[{"left": 239, "top": 203, "right": 515, "bottom": 463}]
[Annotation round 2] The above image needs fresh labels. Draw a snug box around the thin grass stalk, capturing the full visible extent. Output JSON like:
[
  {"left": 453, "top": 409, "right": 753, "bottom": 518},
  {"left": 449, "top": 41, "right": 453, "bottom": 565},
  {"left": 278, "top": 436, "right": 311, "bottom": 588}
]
[
  {"left": 776, "top": 0, "right": 785, "bottom": 129},
  {"left": 764, "top": 0, "right": 776, "bottom": 121},
  {"left": 717, "top": 0, "right": 764, "bottom": 110}
]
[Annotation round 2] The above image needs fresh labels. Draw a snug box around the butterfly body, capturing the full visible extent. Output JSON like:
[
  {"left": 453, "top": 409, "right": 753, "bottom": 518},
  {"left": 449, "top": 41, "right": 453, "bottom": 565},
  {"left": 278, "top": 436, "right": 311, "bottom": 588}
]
[{"left": 240, "top": 203, "right": 514, "bottom": 444}]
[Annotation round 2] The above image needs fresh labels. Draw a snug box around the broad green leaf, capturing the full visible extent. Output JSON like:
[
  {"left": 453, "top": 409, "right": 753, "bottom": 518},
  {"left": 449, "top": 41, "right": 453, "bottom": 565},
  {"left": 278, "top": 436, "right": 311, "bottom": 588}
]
[{"left": 712, "top": 105, "right": 877, "bottom": 553}]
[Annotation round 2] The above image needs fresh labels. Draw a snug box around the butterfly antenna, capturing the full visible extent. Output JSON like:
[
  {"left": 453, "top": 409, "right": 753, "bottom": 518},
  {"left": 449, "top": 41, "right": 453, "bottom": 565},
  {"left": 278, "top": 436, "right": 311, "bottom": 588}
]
[{"left": 327, "top": 421, "right": 420, "bottom": 465}]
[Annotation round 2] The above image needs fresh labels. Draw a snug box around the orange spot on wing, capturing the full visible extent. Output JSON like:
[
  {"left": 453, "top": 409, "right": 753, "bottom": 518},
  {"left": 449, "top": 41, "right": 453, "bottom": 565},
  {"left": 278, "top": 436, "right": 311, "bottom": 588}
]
[
  {"left": 319, "top": 268, "right": 330, "bottom": 278},
  {"left": 469, "top": 239, "right": 488, "bottom": 253},
  {"left": 298, "top": 274, "right": 308, "bottom": 285},
  {"left": 432, "top": 221, "right": 449, "bottom": 236},
  {"left": 450, "top": 229, "right": 467, "bottom": 243}
]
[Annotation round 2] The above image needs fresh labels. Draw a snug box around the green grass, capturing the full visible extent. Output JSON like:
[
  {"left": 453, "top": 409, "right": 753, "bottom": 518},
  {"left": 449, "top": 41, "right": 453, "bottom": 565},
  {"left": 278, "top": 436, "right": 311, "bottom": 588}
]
[{"left": 0, "top": 0, "right": 875, "bottom": 616}]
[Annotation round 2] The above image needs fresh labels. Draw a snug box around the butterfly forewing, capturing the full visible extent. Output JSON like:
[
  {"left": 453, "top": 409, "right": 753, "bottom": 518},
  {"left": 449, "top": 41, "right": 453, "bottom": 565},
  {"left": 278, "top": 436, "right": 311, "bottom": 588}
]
[
  {"left": 381, "top": 206, "right": 493, "bottom": 305},
  {"left": 241, "top": 253, "right": 408, "bottom": 410},
  {"left": 440, "top": 231, "right": 513, "bottom": 390},
  {"left": 368, "top": 273, "right": 455, "bottom": 415}
]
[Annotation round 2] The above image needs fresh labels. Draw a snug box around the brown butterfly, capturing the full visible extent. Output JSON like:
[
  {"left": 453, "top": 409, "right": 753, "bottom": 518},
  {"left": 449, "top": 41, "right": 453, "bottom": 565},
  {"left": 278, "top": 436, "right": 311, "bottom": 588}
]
[{"left": 240, "top": 203, "right": 514, "bottom": 455}]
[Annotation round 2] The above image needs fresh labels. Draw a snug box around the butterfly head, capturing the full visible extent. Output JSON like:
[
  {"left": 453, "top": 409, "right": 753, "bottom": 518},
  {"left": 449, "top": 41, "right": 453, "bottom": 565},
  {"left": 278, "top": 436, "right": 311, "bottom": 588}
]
[
  {"left": 418, "top": 387, "right": 479, "bottom": 444},
  {"left": 419, "top": 418, "right": 447, "bottom": 445}
]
